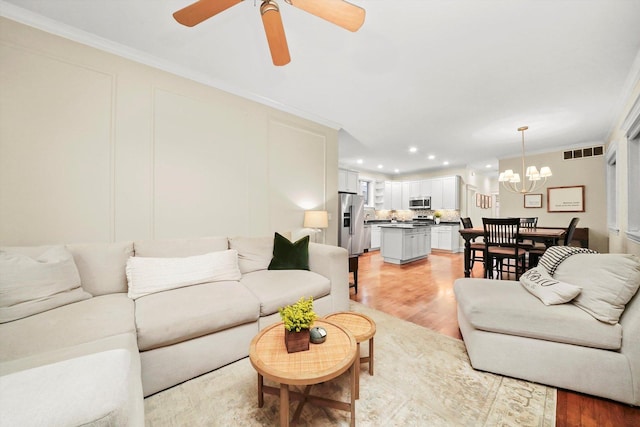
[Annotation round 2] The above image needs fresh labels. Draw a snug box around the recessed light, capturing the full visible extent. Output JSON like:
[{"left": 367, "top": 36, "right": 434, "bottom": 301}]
[
  {"left": 377, "top": 164, "right": 383, "bottom": 169},
  {"left": 356, "top": 159, "right": 363, "bottom": 164},
  {"left": 409, "top": 147, "right": 417, "bottom": 153},
  {"left": 428, "top": 155, "right": 435, "bottom": 160},
  {"left": 443, "top": 161, "right": 449, "bottom": 166},
  {"left": 486, "top": 164, "right": 491, "bottom": 168},
  {"left": 394, "top": 168, "right": 400, "bottom": 173}
]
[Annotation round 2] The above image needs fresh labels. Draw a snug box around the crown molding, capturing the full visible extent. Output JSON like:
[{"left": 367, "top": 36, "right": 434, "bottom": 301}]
[{"left": 0, "top": 1, "right": 341, "bottom": 131}]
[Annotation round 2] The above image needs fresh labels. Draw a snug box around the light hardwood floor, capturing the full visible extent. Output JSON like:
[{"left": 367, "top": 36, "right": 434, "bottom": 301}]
[{"left": 350, "top": 249, "right": 640, "bottom": 427}]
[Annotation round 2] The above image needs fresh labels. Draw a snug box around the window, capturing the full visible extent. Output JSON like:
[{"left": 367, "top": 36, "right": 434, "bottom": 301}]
[
  {"left": 628, "top": 136, "right": 640, "bottom": 242},
  {"left": 360, "top": 180, "right": 372, "bottom": 207},
  {"left": 622, "top": 94, "right": 640, "bottom": 243},
  {"left": 606, "top": 143, "right": 618, "bottom": 231}
]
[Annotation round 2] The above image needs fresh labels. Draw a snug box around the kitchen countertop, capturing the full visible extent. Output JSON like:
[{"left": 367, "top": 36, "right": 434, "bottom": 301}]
[
  {"left": 366, "top": 220, "right": 460, "bottom": 226},
  {"left": 379, "top": 223, "right": 430, "bottom": 229}
]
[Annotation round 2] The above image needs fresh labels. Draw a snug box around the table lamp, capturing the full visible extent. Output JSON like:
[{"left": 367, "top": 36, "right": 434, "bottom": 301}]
[{"left": 303, "top": 210, "right": 329, "bottom": 243}]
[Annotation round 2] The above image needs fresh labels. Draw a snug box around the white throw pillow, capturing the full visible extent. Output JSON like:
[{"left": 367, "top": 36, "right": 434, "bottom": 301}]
[
  {"left": 553, "top": 253, "right": 640, "bottom": 324},
  {"left": 126, "top": 250, "right": 241, "bottom": 299},
  {"left": 228, "top": 236, "right": 273, "bottom": 274},
  {"left": 519, "top": 266, "right": 582, "bottom": 306},
  {"left": 0, "top": 246, "right": 91, "bottom": 323}
]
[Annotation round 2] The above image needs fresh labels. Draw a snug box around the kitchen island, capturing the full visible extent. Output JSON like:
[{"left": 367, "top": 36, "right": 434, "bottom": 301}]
[{"left": 379, "top": 224, "right": 431, "bottom": 264}]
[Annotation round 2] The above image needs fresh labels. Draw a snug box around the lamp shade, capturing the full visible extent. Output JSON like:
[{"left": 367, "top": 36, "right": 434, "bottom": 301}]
[{"left": 303, "top": 210, "right": 328, "bottom": 228}]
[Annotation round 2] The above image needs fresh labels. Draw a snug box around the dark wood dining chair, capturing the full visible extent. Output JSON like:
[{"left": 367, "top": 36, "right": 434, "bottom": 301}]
[
  {"left": 518, "top": 217, "right": 538, "bottom": 268},
  {"left": 482, "top": 217, "right": 527, "bottom": 280},
  {"left": 528, "top": 217, "right": 580, "bottom": 268},
  {"left": 460, "top": 217, "right": 485, "bottom": 269}
]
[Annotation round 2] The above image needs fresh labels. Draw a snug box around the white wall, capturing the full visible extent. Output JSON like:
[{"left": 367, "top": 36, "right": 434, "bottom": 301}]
[
  {"left": 0, "top": 18, "right": 339, "bottom": 246},
  {"left": 498, "top": 150, "right": 607, "bottom": 252}
]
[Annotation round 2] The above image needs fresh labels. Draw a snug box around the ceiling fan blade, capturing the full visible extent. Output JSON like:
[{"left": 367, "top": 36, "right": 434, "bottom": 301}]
[
  {"left": 260, "top": 1, "right": 291, "bottom": 66},
  {"left": 173, "top": 0, "right": 243, "bottom": 27},
  {"left": 287, "top": 0, "right": 365, "bottom": 32}
]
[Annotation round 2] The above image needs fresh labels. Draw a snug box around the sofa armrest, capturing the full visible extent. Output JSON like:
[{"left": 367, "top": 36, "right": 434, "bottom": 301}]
[{"left": 308, "top": 243, "right": 350, "bottom": 313}]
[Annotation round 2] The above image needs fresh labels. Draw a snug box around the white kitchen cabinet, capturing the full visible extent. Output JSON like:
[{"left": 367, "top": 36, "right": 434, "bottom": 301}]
[
  {"left": 409, "top": 181, "right": 421, "bottom": 198},
  {"left": 420, "top": 179, "right": 432, "bottom": 197},
  {"left": 430, "top": 176, "right": 459, "bottom": 210},
  {"left": 381, "top": 226, "right": 431, "bottom": 264},
  {"left": 370, "top": 224, "right": 382, "bottom": 249},
  {"left": 430, "top": 225, "right": 460, "bottom": 252},
  {"left": 442, "top": 176, "right": 460, "bottom": 209},
  {"left": 431, "top": 178, "right": 444, "bottom": 209},
  {"left": 338, "top": 168, "right": 359, "bottom": 193},
  {"left": 383, "top": 181, "right": 392, "bottom": 209},
  {"left": 384, "top": 181, "right": 403, "bottom": 210},
  {"left": 401, "top": 181, "right": 411, "bottom": 209},
  {"left": 391, "top": 182, "right": 402, "bottom": 209}
]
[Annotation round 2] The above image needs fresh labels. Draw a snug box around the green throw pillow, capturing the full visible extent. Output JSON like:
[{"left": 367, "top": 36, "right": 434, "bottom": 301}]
[{"left": 268, "top": 233, "right": 310, "bottom": 271}]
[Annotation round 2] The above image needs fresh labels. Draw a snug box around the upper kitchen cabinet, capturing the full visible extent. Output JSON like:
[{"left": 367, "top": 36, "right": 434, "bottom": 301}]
[
  {"left": 431, "top": 175, "right": 460, "bottom": 209},
  {"left": 401, "top": 181, "right": 411, "bottom": 209},
  {"left": 338, "top": 168, "right": 359, "bottom": 193},
  {"left": 383, "top": 181, "right": 404, "bottom": 210},
  {"left": 420, "top": 179, "right": 432, "bottom": 197}
]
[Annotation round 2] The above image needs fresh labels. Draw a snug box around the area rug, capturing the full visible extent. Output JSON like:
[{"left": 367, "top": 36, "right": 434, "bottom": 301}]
[{"left": 144, "top": 302, "right": 556, "bottom": 426}]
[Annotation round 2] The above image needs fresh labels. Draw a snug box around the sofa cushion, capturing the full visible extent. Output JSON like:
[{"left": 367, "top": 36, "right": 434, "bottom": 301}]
[
  {"left": 0, "top": 349, "right": 132, "bottom": 427},
  {"left": 229, "top": 236, "right": 273, "bottom": 274},
  {"left": 241, "top": 270, "right": 331, "bottom": 316},
  {"left": 126, "top": 250, "right": 241, "bottom": 299},
  {"left": 454, "top": 278, "right": 622, "bottom": 350},
  {"left": 66, "top": 241, "right": 134, "bottom": 296},
  {"left": 268, "top": 233, "right": 310, "bottom": 271},
  {"left": 0, "top": 246, "right": 91, "bottom": 323},
  {"left": 554, "top": 254, "right": 640, "bottom": 324},
  {"left": 0, "top": 333, "right": 143, "bottom": 426},
  {"left": 519, "top": 266, "right": 582, "bottom": 305},
  {"left": 133, "top": 237, "right": 229, "bottom": 257},
  {"left": 134, "top": 281, "right": 260, "bottom": 351},
  {"left": 0, "top": 294, "right": 135, "bottom": 362}
]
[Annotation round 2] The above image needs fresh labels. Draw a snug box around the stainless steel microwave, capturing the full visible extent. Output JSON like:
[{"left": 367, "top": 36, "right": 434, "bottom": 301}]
[{"left": 409, "top": 197, "right": 431, "bottom": 209}]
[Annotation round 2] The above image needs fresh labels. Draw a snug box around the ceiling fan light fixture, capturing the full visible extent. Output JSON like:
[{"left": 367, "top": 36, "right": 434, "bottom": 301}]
[
  {"left": 260, "top": 0, "right": 291, "bottom": 66},
  {"left": 286, "top": 0, "right": 365, "bottom": 32}
]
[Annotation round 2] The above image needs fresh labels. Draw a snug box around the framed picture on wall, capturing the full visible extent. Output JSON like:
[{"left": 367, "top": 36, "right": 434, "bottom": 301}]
[
  {"left": 547, "top": 186, "right": 585, "bottom": 212},
  {"left": 524, "top": 193, "right": 542, "bottom": 208},
  {"left": 488, "top": 195, "right": 492, "bottom": 208},
  {"left": 476, "top": 193, "right": 482, "bottom": 207}
]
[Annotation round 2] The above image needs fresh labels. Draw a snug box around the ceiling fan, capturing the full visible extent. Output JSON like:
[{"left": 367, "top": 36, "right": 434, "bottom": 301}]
[{"left": 173, "top": 0, "right": 366, "bottom": 66}]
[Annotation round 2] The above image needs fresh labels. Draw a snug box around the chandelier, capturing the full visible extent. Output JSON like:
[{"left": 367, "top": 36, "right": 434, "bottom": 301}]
[{"left": 498, "top": 126, "right": 552, "bottom": 194}]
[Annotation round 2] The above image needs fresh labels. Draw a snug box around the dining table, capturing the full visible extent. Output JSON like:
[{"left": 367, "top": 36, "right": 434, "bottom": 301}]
[{"left": 458, "top": 227, "right": 566, "bottom": 277}]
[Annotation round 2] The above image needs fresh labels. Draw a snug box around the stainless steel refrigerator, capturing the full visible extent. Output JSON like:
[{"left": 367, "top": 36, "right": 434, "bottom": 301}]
[{"left": 338, "top": 193, "right": 366, "bottom": 256}]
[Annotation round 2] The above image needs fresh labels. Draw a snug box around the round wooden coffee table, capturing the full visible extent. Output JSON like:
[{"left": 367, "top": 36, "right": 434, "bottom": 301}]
[
  {"left": 324, "top": 311, "right": 376, "bottom": 399},
  {"left": 249, "top": 319, "right": 357, "bottom": 427}
]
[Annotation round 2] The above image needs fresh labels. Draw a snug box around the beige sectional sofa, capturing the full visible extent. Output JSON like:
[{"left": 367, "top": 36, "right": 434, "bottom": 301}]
[
  {"left": 454, "top": 251, "right": 640, "bottom": 405},
  {"left": 0, "top": 236, "right": 349, "bottom": 425}
]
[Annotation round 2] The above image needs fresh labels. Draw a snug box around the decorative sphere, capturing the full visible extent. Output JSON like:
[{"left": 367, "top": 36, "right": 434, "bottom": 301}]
[{"left": 310, "top": 326, "right": 327, "bottom": 344}]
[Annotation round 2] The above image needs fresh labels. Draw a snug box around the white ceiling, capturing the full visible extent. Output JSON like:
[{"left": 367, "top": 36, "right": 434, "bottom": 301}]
[{"left": 3, "top": 0, "right": 640, "bottom": 176}]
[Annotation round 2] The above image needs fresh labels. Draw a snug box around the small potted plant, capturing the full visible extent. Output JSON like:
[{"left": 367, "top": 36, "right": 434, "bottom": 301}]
[
  {"left": 278, "top": 297, "right": 318, "bottom": 353},
  {"left": 434, "top": 211, "right": 442, "bottom": 224}
]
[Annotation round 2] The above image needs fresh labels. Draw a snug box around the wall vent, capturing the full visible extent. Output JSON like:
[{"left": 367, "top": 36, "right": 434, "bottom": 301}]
[{"left": 563, "top": 145, "right": 604, "bottom": 160}]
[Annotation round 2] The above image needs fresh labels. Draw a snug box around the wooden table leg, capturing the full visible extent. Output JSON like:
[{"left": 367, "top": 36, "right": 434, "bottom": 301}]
[
  {"left": 369, "top": 336, "right": 374, "bottom": 376},
  {"left": 280, "top": 383, "right": 289, "bottom": 427},
  {"left": 355, "top": 343, "right": 360, "bottom": 400},
  {"left": 292, "top": 385, "right": 312, "bottom": 422},
  {"left": 350, "top": 361, "right": 356, "bottom": 427},
  {"left": 258, "top": 373, "right": 264, "bottom": 408},
  {"left": 463, "top": 238, "right": 472, "bottom": 277}
]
